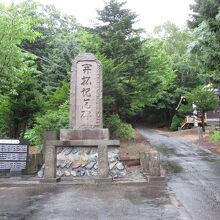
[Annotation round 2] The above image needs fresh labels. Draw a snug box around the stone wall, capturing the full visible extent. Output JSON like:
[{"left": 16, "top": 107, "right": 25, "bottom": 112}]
[{"left": 38, "top": 146, "right": 126, "bottom": 178}]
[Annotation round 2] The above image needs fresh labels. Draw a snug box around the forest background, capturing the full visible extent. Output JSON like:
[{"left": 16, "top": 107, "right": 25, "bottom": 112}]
[{"left": 0, "top": 0, "right": 219, "bottom": 147}]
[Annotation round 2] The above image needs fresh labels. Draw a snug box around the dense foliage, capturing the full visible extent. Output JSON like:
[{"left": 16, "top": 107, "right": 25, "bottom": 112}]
[
  {"left": 0, "top": 0, "right": 219, "bottom": 146},
  {"left": 189, "top": 0, "right": 220, "bottom": 85}
]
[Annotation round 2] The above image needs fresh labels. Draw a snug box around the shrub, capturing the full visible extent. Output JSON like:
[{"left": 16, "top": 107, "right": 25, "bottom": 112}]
[
  {"left": 170, "top": 115, "right": 182, "bottom": 131},
  {"left": 209, "top": 131, "right": 220, "bottom": 143},
  {"left": 24, "top": 102, "right": 69, "bottom": 147},
  {"left": 0, "top": 96, "right": 10, "bottom": 138},
  {"left": 104, "top": 114, "right": 136, "bottom": 140}
]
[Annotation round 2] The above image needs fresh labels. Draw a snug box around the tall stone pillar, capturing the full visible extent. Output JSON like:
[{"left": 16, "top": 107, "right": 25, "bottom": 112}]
[{"left": 60, "top": 53, "right": 108, "bottom": 141}]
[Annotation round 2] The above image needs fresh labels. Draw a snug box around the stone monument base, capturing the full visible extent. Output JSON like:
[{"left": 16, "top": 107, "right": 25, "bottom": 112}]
[
  {"left": 41, "top": 139, "right": 122, "bottom": 180},
  {"left": 60, "top": 128, "right": 109, "bottom": 141},
  {"left": 40, "top": 177, "right": 61, "bottom": 183}
]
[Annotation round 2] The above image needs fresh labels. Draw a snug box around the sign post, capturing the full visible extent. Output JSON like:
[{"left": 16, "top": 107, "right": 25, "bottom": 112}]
[{"left": 0, "top": 139, "right": 29, "bottom": 177}]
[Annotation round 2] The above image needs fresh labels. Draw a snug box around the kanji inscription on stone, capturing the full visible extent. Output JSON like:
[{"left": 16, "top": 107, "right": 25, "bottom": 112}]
[{"left": 70, "top": 53, "right": 103, "bottom": 129}]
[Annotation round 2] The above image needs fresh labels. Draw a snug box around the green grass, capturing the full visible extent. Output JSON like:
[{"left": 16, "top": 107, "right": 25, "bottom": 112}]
[{"left": 209, "top": 131, "right": 220, "bottom": 143}]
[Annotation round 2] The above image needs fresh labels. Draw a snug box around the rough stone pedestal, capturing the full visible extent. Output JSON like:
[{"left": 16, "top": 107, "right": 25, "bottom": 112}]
[{"left": 43, "top": 140, "right": 120, "bottom": 180}]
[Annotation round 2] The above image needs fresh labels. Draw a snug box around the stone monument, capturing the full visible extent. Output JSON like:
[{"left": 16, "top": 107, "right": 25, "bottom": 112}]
[
  {"left": 60, "top": 53, "right": 109, "bottom": 141},
  {"left": 42, "top": 53, "right": 126, "bottom": 181}
]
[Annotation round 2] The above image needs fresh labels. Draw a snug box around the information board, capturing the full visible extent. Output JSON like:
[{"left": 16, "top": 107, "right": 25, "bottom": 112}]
[{"left": 0, "top": 139, "right": 28, "bottom": 176}]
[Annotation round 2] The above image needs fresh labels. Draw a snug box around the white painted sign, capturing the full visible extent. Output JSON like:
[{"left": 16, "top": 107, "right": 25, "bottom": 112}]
[{"left": 0, "top": 139, "right": 20, "bottom": 144}]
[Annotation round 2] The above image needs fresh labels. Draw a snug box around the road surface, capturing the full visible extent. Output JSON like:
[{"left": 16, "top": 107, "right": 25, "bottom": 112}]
[
  {"left": 0, "top": 182, "right": 183, "bottom": 220},
  {"left": 138, "top": 127, "right": 220, "bottom": 220},
  {"left": 0, "top": 128, "right": 220, "bottom": 219}
]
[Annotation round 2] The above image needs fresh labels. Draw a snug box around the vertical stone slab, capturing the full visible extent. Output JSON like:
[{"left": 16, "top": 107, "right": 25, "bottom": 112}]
[
  {"left": 43, "top": 131, "right": 58, "bottom": 162},
  {"left": 140, "top": 151, "right": 160, "bottom": 176},
  {"left": 140, "top": 152, "right": 150, "bottom": 174},
  {"left": 44, "top": 145, "right": 57, "bottom": 178},
  {"left": 98, "top": 145, "right": 109, "bottom": 177},
  {"left": 149, "top": 151, "right": 160, "bottom": 176},
  {"left": 70, "top": 53, "right": 103, "bottom": 129}
]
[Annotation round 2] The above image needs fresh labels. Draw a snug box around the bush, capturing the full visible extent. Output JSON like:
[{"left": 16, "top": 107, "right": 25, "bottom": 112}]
[
  {"left": 24, "top": 102, "right": 69, "bottom": 147},
  {"left": 170, "top": 115, "right": 182, "bottom": 131},
  {"left": 209, "top": 131, "right": 220, "bottom": 143},
  {"left": 104, "top": 114, "right": 136, "bottom": 140},
  {"left": 24, "top": 129, "right": 41, "bottom": 148},
  {"left": 0, "top": 96, "right": 10, "bottom": 138}
]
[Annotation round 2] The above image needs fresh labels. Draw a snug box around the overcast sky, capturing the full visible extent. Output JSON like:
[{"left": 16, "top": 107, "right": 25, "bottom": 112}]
[{"left": 1, "top": 0, "right": 195, "bottom": 32}]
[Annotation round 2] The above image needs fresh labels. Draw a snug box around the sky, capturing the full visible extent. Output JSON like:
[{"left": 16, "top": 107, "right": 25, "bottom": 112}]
[{"left": 1, "top": 0, "right": 195, "bottom": 32}]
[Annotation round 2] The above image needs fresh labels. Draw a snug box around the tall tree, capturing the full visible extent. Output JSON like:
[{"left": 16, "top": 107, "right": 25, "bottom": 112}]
[
  {"left": 94, "top": 0, "right": 142, "bottom": 61},
  {"left": 188, "top": 0, "right": 220, "bottom": 86},
  {"left": 153, "top": 22, "right": 200, "bottom": 89},
  {"left": 22, "top": 4, "right": 80, "bottom": 94},
  {"left": 92, "top": 0, "right": 174, "bottom": 120},
  {"left": 5, "top": 72, "right": 43, "bottom": 138},
  {"left": 189, "top": 0, "right": 220, "bottom": 28},
  {"left": 0, "top": 1, "right": 42, "bottom": 138},
  {"left": 0, "top": 1, "right": 40, "bottom": 96},
  {"left": 144, "top": 22, "right": 197, "bottom": 124}
]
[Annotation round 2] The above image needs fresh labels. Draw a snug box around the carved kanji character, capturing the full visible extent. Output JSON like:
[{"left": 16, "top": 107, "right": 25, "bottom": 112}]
[
  {"left": 81, "top": 76, "right": 91, "bottom": 86},
  {"left": 82, "top": 64, "right": 92, "bottom": 75},
  {"left": 81, "top": 88, "right": 91, "bottom": 97}
]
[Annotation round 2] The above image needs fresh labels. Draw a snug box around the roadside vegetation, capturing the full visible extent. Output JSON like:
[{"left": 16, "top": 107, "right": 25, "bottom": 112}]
[
  {"left": 0, "top": 0, "right": 219, "bottom": 148},
  {"left": 210, "top": 131, "right": 220, "bottom": 144}
]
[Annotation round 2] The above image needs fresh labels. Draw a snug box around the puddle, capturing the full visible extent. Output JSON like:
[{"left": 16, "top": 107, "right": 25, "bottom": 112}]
[
  {"left": 124, "top": 187, "right": 167, "bottom": 204},
  {"left": 159, "top": 147, "right": 176, "bottom": 157},
  {"left": 0, "top": 213, "right": 26, "bottom": 220},
  {"left": 162, "top": 161, "right": 183, "bottom": 174},
  {"left": 197, "top": 151, "right": 211, "bottom": 157},
  {"left": 200, "top": 156, "right": 217, "bottom": 162},
  {"left": 176, "top": 153, "right": 187, "bottom": 157}
]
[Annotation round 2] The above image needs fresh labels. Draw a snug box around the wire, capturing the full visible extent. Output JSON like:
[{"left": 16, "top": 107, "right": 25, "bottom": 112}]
[{"left": 21, "top": 48, "right": 67, "bottom": 71}]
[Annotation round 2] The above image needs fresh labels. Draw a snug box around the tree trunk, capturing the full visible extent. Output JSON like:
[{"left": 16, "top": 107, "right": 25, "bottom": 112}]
[{"left": 201, "top": 110, "right": 205, "bottom": 132}]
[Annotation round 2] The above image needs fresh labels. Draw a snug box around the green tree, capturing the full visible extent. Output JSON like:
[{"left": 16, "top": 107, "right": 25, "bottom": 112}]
[
  {"left": 189, "top": 0, "right": 220, "bottom": 28},
  {"left": 92, "top": 0, "right": 175, "bottom": 121},
  {"left": 186, "top": 86, "right": 218, "bottom": 131},
  {"left": 0, "top": 1, "right": 40, "bottom": 96},
  {"left": 92, "top": 0, "right": 147, "bottom": 119},
  {"left": 136, "top": 38, "right": 175, "bottom": 110},
  {"left": 0, "top": 1, "right": 42, "bottom": 138},
  {"left": 6, "top": 72, "right": 43, "bottom": 138},
  {"left": 22, "top": 3, "right": 80, "bottom": 94},
  {"left": 151, "top": 22, "right": 207, "bottom": 125},
  {"left": 94, "top": 0, "right": 142, "bottom": 60},
  {"left": 153, "top": 22, "right": 200, "bottom": 89},
  {"left": 188, "top": 0, "right": 220, "bottom": 85},
  {"left": 24, "top": 80, "right": 70, "bottom": 146}
]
